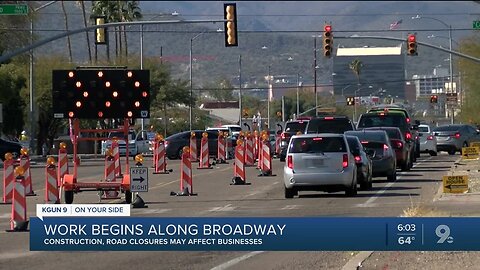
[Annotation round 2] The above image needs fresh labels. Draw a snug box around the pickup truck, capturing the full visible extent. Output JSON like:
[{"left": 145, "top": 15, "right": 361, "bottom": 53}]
[{"left": 101, "top": 130, "right": 155, "bottom": 157}]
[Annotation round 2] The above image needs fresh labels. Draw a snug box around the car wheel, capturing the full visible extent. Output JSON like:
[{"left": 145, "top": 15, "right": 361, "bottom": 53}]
[
  {"left": 429, "top": 151, "right": 437, "bottom": 156},
  {"left": 64, "top": 190, "right": 74, "bottom": 204},
  {"left": 284, "top": 186, "right": 295, "bottom": 199},
  {"left": 401, "top": 160, "right": 410, "bottom": 171},
  {"left": 367, "top": 173, "right": 373, "bottom": 189},
  {"left": 345, "top": 175, "right": 357, "bottom": 197},
  {"left": 387, "top": 169, "right": 397, "bottom": 181},
  {"left": 448, "top": 149, "right": 456, "bottom": 155}
]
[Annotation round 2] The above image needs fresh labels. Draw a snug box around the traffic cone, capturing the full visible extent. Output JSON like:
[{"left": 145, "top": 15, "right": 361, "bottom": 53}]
[
  {"left": 19, "top": 148, "right": 35, "bottom": 196},
  {"left": 171, "top": 147, "right": 197, "bottom": 196},
  {"left": 216, "top": 132, "right": 227, "bottom": 164},
  {"left": 7, "top": 167, "right": 29, "bottom": 232},
  {"left": 189, "top": 132, "right": 198, "bottom": 162},
  {"left": 2, "top": 155, "right": 14, "bottom": 204},
  {"left": 57, "top": 143, "right": 69, "bottom": 188},
  {"left": 153, "top": 138, "right": 172, "bottom": 174},
  {"left": 45, "top": 157, "right": 60, "bottom": 204},
  {"left": 198, "top": 132, "right": 212, "bottom": 169},
  {"left": 111, "top": 141, "right": 122, "bottom": 178},
  {"left": 231, "top": 140, "right": 250, "bottom": 185}
]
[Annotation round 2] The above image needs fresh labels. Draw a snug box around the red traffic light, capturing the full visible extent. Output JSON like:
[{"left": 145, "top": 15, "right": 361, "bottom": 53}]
[
  {"left": 324, "top": 25, "right": 331, "bottom": 32},
  {"left": 408, "top": 34, "right": 416, "bottom": 42}
]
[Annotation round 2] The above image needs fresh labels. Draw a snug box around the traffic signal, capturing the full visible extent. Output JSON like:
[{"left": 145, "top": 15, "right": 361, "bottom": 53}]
[
  {"left": 407, "top": 34, "right": 417, "bottom": 56},
  {"left": 52, "top": 69, "right": 150, "bottom": 119},
  {"left": 223, "top": 3, "right": 238, "bottom": 47},
  {"left": 346, "top": 96, "right": 355, "bottom": 106},
  {"left": 430, "top": 95, "right": 438, "bottom": 103},
  {"left": 95, "top": 16, "right": 107, "bottom": 45},
  {"left": 323, "top": 24, "right": 333, "bottom": 57}
]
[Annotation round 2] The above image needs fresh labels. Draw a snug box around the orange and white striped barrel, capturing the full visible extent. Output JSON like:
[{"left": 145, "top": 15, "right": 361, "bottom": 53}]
[
  {"left": 180, "top": 148, "right": 193, "bottom": 195},
  {"left": 245, "top": 134, "right": 254, "bottom": 166},
  {"left": 234, "top": 143, "right": 246, "bottom": 183},
  {"left": 198, "top": 133, "right": 211, "bottom": 169},
  {"left": 189, "top": 133, "right": 198, "bottom": 162},
  {"left": 2, "top": 158, "right": 14, "bottom": 204},
  {"left": 217, "top": 133, "right": 226, "bottom": 163},
  {"left": 154, "top": 140, "right": 169, "bottom": 174},
  {"left": 257, "top": 139, "right": 263, "bottom": 170},
  {"left": 152, "top": 140, "right": 158, "bottom": 169},
  {"left": 19, "top": 151, "right": 35, "bottom": 196},
  {"left": 57, "top": 146, "right": 69, "bottom": 187},
  {"left": 261, "top": 137, "right": 272, "bottom": 176},
  {"left": 111, "top": 141, "right": 122, "bottom": 178},
  {"left": 11, "top": 173, "right": 27, "bottom": 231},
  {"left": 103, "top": 154, "right": 118, "bottom": 199},
  {"left": 45, "top": 158, "right": 59, "bottom": 204}
]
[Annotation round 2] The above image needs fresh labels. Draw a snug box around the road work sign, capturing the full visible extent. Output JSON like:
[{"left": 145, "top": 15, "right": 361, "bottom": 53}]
[
  {"left": 443, "top": 175, "right": 468, "bottom": 193},
  {"left": 470, "top": 142, "right": 480, "bottom": 148},
  {"left": 462, "top": 147, "right": 480, "bottom": 160},
  {"left": 130, "top": 167, "right": 148, "bottom": 192}
]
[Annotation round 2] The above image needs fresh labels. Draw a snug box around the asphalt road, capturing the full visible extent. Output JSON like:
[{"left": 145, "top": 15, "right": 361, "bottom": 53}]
[{"left": 0, "top": 153, "right": 458, "bottom": 270}]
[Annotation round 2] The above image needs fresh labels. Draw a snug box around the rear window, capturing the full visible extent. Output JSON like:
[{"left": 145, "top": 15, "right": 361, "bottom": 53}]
[
  {"left": 285, "top": 121, "right": 308, "bottom": 133},
  {"left": 433, "top": 126, "right": 461, "bottom": 131},
  {"left": 346, "top": 137, "right": 361, "bottom": 154},
  {"left": 357, "top": 114, "right": 408, "bottom": 132},
  {"left": 289, "top": 136, "right": 347, "bottom": 153},
  {"left": 306, "top": 118, "right": 353, "bottom": 134},
  {"left": 418, "top": 126, "right": 429, "bottom": 133},
  {"left": 345, "top": 131, "right": 388, "bottom": 143}
]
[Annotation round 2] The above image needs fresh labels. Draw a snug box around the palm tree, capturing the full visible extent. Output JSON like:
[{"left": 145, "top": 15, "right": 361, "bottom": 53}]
[
  {"left": 91, "top": 0, "right": 120, "bottom": 59},
  {"left": 61, "top": 1, "right": 73, "bottom": 62},
  {"left": 349, "top": 58, "right": 363, "bottom": 122},
  {"left": 120, "top": 1, "right": 142, "bottom": 58},
  {"left": 76, "top": 1, "right": 92, "bottom": 63}
]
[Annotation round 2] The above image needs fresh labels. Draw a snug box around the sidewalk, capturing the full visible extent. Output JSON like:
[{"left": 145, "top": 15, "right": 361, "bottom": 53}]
[{"left": 350, "top": 157, "right": 480, "bottom": 270}]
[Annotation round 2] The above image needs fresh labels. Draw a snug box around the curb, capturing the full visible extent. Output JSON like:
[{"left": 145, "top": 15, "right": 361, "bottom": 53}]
[{"left": 433, "top": 156, "right": 477, "bottom": 202}]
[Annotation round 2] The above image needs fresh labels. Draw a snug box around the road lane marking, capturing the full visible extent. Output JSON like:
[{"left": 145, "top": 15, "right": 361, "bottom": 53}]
[
  {"left": 210, "top": 251, "right": 265, "bottom": 270},
  {"left": 208, "top": 204, "right": 236, "bottom": 212},
  {"left": 281, "top": 205, "right": 300, "bottom": 210},
  {"left": 357, "top": 157, "right": 432, "bottom": 208},
  {"left": 149, "top": 165, "right": 231, "bottom": 190}
]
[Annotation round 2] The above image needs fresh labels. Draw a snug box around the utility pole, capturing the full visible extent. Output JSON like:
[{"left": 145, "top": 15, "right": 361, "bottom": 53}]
[
  {"left": 314, "top": 37, "right": 318, "bottom": 116},
  {"left": 239, "top": 54, "right": 242, "bottom": 127}
]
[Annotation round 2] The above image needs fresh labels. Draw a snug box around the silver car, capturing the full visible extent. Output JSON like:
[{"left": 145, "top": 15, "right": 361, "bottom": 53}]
[
  {"left": 418, "top": 124, "right": 437, "bottom": 156},
  {"left": 433, "top": 124, "right": 480, "bottom": 155},
  {"left": 283, "top": 134, "right": 357, "bottom": 198}
]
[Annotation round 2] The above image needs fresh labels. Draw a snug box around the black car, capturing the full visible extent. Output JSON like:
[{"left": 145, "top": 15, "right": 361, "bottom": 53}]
[
  {"left": 279, "top": 119, "right": 309, "bottom": 161},
  {"left": 305, "top": 116, "right": 355, "bottom": 134},
  {"left": 165, "top": 130, "right": 233, "bottom": 160},
  {"left": 346, "top": 135, "right": 373, "bottom": 190},
  {"left": 0, "top": 138, "right": 22, "bottom": 161}
]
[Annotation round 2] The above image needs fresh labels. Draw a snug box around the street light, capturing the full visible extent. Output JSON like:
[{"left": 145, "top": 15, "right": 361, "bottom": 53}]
[
  {"left": 189, "top": 30, "right": 208, "bottom": 131},
  {"left": 29, "top": 1, "right": 58, "bottom": 154},
  {"left": 412, "top": 15, "right": 454, "bottom": 123}
]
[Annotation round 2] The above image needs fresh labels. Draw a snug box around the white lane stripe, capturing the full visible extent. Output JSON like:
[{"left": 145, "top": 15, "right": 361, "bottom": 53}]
[
  {"left": 210, "top": 251, "right": 265, "bottom": 270},
  {"left": 359, "top": 156, "right": 432, "bottom": 207}
]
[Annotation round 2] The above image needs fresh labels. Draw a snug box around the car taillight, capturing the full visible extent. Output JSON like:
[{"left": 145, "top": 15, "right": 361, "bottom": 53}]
[
  {"left": 406, "top": 118, "right": 410, "bottom": 123},
  {"left": 395, "top": 141, "right": 403, "bottom": 149},
  {"left": 354, "top": 155, "right": 361, "bottom": 164},
  {"left": 324, "top": 117, "right": 334, "bottom": 120},
  {"left": 281, "top": 132, "right": 290, "bottom": 140},
  {"left": 342, "top": 154, "right": 348, "bottom": 168},
  {"left": 405, "top": 132, "right": 412, "bottom": 140},
  {"left": 427, "top": 135, "right": 434, "bottom": 140},
  {"left": 287, "top": 155, "right": 293, "bottom": 169},
  {"left": 454, "top": 132, "right": 461, "bottom": 139},
  {"left": 383, "top": 144, "right": 390, "bottom": 156}
]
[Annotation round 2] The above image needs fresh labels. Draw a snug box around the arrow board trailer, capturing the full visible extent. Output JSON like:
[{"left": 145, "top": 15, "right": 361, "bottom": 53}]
[{"left": 130, "top": 167, "right": 149, "bottom": 192}]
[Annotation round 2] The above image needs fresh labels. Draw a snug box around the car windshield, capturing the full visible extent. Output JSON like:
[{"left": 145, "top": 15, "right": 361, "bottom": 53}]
[
  {"left": 345, "top": 131, "right": 388, "bottom": 143},
  {"left": 418, "top": 126, "right": 429, "bottom": 133},
  {"left": 433, "top": 126, "right": 461, "bottom": 131},
  {"left": 357, "top": 114, "right": 408, "bottom": 131},
  {"left": 285, "top": 122, "right": 308, "bottom": 133},
  {"left": 306, "top": 119, "right": 353, "bottom": 134},
  {"left": 289, "top": 137, "right": 347, "bottom": 153}
]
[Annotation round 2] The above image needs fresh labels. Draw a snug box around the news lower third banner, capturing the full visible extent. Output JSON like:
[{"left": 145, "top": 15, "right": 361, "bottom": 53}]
[{"left": 29, "top": 216, "right": 480, "bottom": 251}]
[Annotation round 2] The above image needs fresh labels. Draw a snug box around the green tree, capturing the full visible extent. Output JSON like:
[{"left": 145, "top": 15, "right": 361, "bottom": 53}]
[
  {"left": 457, "top": 34, "right": 480, "bottom": 124},
  {"left": 119, "top": 1, "right": 142, "bottom": 58},
  {"left": 203, "top": 78, "right": 235, "bottom": 101},
  {"left": 0, "top": 64, "right": 26, "bottom": 136},
  {"left": 76, "top": 1, "right": 93, "bottom": 63}
]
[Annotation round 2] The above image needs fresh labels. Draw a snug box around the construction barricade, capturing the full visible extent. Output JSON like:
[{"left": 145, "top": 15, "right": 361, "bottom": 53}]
[
  {"left": 275, "top": 133, "right": 281, "bottom": 157},
  {"left": 2, "top": 153, "right": 15, "bottom": 204},
  {"left": 216, "top": 131, "right": 227, "bottom": 164},
  {"left": 19, "top": 148, "right": 35, "bottom": 196},
  {"left": 45, "top": 157, "right": 60, "bottom": 204},
  {"left": 259, "top": 132, "right": 274, "bottom": 177},
  {"left": 57, "top": 142, "right": 69, "bottom": 187},
  {"left": 8, "top": 166, "right": 29, "bottom": 232},
  {"left": 101, "top": 149, "right": 119, "bottom": 200},
  {"left": 171, "top": 146, "right": 196, "bottom": 196},
  {"left": 231, "top": 139, "right": 250, "bottom": 185},
  {"left": 190, "top": 132, "right": 198, "bottom": 162},
  {"left": 111, "top": 140, "right": 122, "bottom": 178},
  {"left": 198, "top": 132, "right": 212, "bottom": 169},
  {"left": 153, "top": 134, "right": 172, "bottom": 174},
  {"left": 245, "top": 132, "right": 254, "bottom": 166}
]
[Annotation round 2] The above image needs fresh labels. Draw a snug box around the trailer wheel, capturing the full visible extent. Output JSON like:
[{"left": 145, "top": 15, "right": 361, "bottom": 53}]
[
  {"left": 125, "top": 191, "right": 132, "bottom": 204},
  {"left": 64, "top": 190, "right": 74, "bottom": 204}
]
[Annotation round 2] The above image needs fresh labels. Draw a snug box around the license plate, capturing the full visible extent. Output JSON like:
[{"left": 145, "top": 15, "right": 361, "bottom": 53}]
[{"left": 306, "top": 159, "right": 324, "bottom": 167}]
